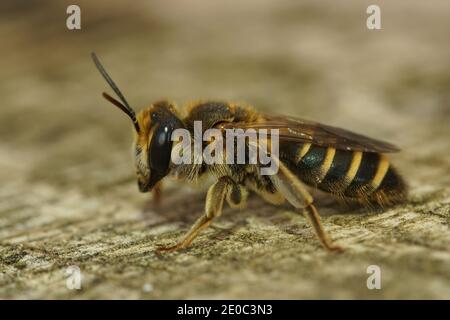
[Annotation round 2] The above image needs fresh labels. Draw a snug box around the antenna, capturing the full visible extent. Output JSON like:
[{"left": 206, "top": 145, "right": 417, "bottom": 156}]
[{"left": 91, "top": 52, "right": 140, "bottom": 133}]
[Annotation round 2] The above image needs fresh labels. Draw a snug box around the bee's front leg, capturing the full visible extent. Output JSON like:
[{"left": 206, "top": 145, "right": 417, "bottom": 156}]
[
  {"left": 156, "top": 176, "right": 243, "bottom": 252},
  {"left": 152, "top": 181, "right": 163, "bottom": 207}
]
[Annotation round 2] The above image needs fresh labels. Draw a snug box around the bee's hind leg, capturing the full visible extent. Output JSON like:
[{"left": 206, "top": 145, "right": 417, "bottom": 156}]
[
  {"left": 270, "top": 162, "right": 342, "bottom": 252},
  {"left": 156, "top": 176, "right": 244, "bottom": 252},
  {"left": 304, "top": 203, "right": 342, "bottom": 252}
]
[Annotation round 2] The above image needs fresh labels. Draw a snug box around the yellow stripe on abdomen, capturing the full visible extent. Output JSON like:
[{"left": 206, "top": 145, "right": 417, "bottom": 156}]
[
  {"left": 317, "top": 147, "right": 336, "bottom": 183},
  {"left": 295, "top": 143, "right": 311, "bottom": 163},
  {"left": 371, "top": 154, "right": 390, "bottom": 190},
  {"left": 344, "top": 151, "right": 362, "bottom": 187}
]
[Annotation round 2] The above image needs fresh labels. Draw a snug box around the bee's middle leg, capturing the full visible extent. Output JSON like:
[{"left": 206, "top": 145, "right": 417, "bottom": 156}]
[{"left": 156, "top": 176, "right": 245, "bottom": 252}]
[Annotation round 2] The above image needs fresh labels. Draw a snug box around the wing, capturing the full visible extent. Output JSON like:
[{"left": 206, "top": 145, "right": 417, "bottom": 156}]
[{"left": 219, "top": 113, "right": 400, "bottom": 153}]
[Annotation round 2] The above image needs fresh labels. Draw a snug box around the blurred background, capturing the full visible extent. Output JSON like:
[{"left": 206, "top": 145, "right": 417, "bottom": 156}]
[{"left": 0, "top": 0, "right": 449, "bottom": 299}]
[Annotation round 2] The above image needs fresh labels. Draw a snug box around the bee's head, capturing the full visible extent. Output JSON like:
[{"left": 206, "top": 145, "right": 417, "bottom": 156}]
[
  {"left": 133, "top": 101, "right": 183, "bottom": 192},
  {"left": 92, "top": 53, "right": 184, "bottom": 193}
]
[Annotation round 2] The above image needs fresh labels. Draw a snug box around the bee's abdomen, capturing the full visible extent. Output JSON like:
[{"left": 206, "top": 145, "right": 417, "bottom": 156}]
[{"left": 282, "top": 144, "right": 407, "bottom": 206}]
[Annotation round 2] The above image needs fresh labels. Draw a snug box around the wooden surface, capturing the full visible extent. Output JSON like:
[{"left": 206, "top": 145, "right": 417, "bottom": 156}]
[{"left": 0, "top": 0, "right": 449, "bottom": 299}]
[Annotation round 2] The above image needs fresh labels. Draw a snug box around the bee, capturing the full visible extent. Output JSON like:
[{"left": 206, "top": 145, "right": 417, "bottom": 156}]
[{"left": 92, "top": 53, "right": 407, "bottom": 252}]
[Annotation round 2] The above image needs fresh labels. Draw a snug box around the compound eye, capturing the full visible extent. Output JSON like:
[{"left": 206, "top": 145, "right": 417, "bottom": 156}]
[{"left": 149, "top": 125, "right": 172, "bottom": 174}]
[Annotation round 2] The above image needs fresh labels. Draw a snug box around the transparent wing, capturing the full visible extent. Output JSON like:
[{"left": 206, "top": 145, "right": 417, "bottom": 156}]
[{"left": 219, "top": 114, "right": 400, "bottom": 153}]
